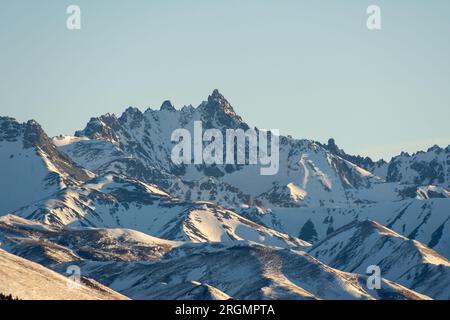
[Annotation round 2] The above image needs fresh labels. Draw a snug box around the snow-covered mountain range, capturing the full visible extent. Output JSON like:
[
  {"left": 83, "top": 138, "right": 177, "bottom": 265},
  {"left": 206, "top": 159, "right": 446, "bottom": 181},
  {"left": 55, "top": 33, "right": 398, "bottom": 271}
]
[{"left": 0, "top": 90, "right": 449, "bottom": 300}]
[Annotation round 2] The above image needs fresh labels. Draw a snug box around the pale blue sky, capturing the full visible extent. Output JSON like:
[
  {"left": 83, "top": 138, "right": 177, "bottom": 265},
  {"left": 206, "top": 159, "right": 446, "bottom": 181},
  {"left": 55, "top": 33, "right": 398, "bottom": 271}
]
[{"left": 1, "top": 0, "right": 449, "bottom": 160}]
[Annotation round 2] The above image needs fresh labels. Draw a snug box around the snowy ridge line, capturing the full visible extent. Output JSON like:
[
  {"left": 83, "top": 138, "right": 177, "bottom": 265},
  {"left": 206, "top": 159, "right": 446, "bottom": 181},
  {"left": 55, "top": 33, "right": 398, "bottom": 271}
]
[{"left": 1, "top": 90, "right": 450, "bottom": 300}]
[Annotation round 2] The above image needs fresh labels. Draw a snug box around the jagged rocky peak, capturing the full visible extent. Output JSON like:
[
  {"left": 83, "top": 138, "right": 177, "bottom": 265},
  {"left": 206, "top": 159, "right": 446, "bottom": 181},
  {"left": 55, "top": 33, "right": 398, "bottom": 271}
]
[
  {"left": 119, "top": 107, "right": 145, "bottom": 130},
  {"left": 385, "top": 143, "right": 450, "bottom": 186},
  {"left": 74, "top": 90, "right": 249, "bottom": 142},
  {"left": 0, "top": 116, "right": 23, "bottom": 141},
  {"left": 323, "top": 138, "right": 386, "bottom": 172},
  {"left": 325, "top": 138, "right": 341, "bottom": 155},
  {"left": 427, "top": 144, "right": 444, "bottom": 154},
  {"left": 209, "top": 88, "right": 225, "bottom": 101},
  {"left": 399, "top": 151, "right": 411, "bottom": 157},
  {"left": 122, "top": 106, "right": 142, "bottom": 117},
  {"left": 23, "top": 119, "right": 53, "bottom": 149},
  {"left": 0, "top": 116, "right": 16, "bottom": 123},
  {"left": 75, "top": 113, "right": 122, "bottom": 142},
  {"left": 0, "top": 117, "right": 90, "bottom": 183},
  {"left": 0, "top": 116, "right": 19, "bottom": 127},
  {"left": 160, "top": 100, "right": 176, "bottom": 112},
  {"left": 206, "top": 89, "right": 236, "bottom": 114},
  {"left": 181, "top": 104, "right": 195, "bottom": 113},
  {"left": 198, "top": 89, "right": 247, "bottom": 129},
  {"left": 0, "top": 116, "right": 53, "bottom": 150}
]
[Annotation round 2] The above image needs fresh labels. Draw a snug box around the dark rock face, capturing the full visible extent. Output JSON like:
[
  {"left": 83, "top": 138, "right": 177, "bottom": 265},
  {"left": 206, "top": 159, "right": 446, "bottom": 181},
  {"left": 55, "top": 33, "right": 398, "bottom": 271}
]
[
  {"left": 97, "top": 158, "right": 173, "bottom": 189},
  {"left": 0, "top": 117, "right": 22, "bottom": 142},
  {"left": 24, "top": 120, "right": 90, "bottom": 182},
  {"left": 120, "top": 107, "right": 145, "bottom": 130},
  {"left": 160, "top": 100, "right": 176, "bottom": 112},
  {"left": 258, "top": 184, "right": 303, "bottom": 208},
  {"left": 410, "top": 160, "right": 445, "bottom": 185},
  {"left": 299, "top": 219, "right": 319, "bottom": 243},
  {"left": 398, "top": 186, "right": 419, "bottom": 199},
  {"left": 329, "top": 157, "right": 365, "bottom": 189},
  {"left": 198, "top": 89, "right": 249, "bottom": 130},
  {"left": 386, "top": 159, "right": 403, "bottom": 182},
  {"left": 323, "top": 138, "right": 387, "bottom": 173},
  {"left": 202, "top": 165, "right": 225, "bottom": 178},
  {"left": 75, "top": 114, "right": 122, "bottom": 143},
  {"left": 386, "top": 146, "right": 449, "bottom": 187}
]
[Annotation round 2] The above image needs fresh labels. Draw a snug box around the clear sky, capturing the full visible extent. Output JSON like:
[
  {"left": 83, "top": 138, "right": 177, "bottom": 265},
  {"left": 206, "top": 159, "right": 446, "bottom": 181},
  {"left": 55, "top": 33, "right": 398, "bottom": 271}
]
[{"left": 1, "top": 0, "right": 449, "bottom": 160}]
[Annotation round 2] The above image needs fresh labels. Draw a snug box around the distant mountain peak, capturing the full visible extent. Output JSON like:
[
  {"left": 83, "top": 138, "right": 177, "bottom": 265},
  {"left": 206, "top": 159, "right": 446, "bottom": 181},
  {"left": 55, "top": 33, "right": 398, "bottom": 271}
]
[
  {"left": 322, "top": 138, "right": 387, "bottom": 177},
  {"left": 209, "top": 88, "right": 224, "bottom": 100},
  {"left": 0, "top": 116, "right": 22, "bottom": 141},
  {"left": 427, "top": 144, "right": 443, "bottom": 153},
  {"left": 160, "top": 100, "right": 176, "bottom": 112},
  {"left": 198, "top": 89, "right": 246, "bottom": 129},
  {"left": 0, "top": 117, "right": 55, "bottom": 151},
  {"left": 75, "top": 114, "right": 121, "bottom": 143},
  {"left": 207, "top": 89, "right": 231, "bottom": 108},
  {"left": 0, "top": 116, "right": 16, "bottom": 122},
  {"left": 123, "top": 106, "right": 142, "bottom": 115},
  {"left": 325, "top": 138, "right": 341, "bottom": 155}
]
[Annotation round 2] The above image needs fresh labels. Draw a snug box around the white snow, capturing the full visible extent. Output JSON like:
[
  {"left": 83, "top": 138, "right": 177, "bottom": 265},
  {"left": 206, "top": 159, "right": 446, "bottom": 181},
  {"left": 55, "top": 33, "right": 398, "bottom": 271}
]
[{"left": 0, "top": 249, "right": 127, "bottom": 300}]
